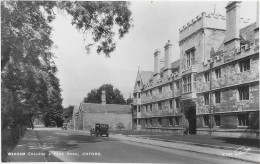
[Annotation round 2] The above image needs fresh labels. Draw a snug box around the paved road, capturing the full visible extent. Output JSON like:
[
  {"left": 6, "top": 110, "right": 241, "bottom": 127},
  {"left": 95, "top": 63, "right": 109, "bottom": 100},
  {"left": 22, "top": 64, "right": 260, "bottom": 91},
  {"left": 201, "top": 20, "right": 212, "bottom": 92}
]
[{"left": 34, "top": 128, "right": 253, "bottom": 163}]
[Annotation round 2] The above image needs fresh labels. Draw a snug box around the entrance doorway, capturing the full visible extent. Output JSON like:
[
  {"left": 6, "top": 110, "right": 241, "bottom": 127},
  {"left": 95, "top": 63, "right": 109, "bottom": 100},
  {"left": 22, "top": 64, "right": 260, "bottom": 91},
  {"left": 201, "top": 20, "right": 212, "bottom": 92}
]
[{"left": 187, "top": 108, "right": 196, "bottom": 134}]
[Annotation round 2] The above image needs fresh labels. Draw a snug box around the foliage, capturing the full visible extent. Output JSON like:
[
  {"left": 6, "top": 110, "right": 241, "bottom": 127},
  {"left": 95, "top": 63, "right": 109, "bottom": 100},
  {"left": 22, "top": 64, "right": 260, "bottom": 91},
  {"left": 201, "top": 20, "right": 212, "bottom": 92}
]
[
  {"left": 1, "top": 1, "right": 132, "bottom": 129},
  {"left": 62, "top": 105, "right": 74, "bottom": 123},
  {"left": 58, "top": 1, "right": 132, "bottom": 56},
  {"left": 84, "top": 84, "right": 126, "bottom": 104},
  {"left": 116, "top": 122, "right": 125, "bottom": 130}
]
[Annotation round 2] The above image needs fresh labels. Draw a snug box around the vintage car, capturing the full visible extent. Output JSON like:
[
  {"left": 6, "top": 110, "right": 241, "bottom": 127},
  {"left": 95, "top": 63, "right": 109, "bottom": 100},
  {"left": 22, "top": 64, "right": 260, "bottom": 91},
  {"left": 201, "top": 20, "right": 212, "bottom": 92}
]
[{"left": 90, "top": 123, "right": 109, "bottom": 137}]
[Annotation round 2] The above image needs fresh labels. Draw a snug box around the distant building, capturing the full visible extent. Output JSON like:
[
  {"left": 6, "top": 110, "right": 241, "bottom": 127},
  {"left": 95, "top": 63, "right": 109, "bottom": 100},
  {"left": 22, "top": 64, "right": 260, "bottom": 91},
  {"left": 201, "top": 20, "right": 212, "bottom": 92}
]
[
  {"left": 132, "top": 1, "right": 259, "bottom": 138},
  {"left": 71, "top": 105, "right": 79, "bottom": 130},
  {"left": 76, "top": 91, "right": 132, "bottom": 130},
  {"left": 127, "top": 94, "right": 133, "bottom": 105}
]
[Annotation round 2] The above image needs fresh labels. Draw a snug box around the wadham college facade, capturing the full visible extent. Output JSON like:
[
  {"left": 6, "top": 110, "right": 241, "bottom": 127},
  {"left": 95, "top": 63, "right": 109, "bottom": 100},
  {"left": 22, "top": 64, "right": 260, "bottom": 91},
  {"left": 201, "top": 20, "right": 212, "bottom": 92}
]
[{"left": 132, "top": 1, "right": 259, "bottom": 138}]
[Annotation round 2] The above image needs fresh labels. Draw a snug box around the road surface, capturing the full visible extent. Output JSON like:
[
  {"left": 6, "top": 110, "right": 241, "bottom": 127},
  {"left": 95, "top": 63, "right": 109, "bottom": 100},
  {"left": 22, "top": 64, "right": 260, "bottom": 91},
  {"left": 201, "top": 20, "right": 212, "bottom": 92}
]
[{"left": 33, "top": 128, "right": 254, "bottom": 163}]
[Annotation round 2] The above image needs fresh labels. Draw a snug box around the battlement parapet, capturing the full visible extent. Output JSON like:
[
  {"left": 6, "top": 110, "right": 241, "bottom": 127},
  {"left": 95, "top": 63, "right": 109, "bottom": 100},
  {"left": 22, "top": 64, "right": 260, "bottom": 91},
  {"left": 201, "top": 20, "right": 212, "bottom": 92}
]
[
  {"left": 179, "top": 12, "right": 225, "bottom": 32},
  {"left": 179, "top": 12, "right": 251, "bottom": 43},
  {"left": 142, "top": 72, "right": 180, "bottom": 91},
  {"left": 202, "top": 38, "right": 258, "bottom": 67}
]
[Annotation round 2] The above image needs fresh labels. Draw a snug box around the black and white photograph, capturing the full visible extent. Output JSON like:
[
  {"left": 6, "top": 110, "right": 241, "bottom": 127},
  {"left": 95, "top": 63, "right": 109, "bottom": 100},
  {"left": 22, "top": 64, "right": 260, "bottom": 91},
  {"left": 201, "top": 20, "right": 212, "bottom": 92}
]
[{"left": 1, "top": 0, "right": 260, "bottom": 163}]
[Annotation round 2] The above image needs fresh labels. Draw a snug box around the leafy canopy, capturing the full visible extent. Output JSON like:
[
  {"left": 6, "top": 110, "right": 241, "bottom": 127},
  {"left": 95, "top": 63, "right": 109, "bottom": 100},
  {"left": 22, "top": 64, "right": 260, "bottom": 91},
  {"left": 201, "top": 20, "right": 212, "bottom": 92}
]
[
  {"left": 84, "top": 84, "right": 126, "bottom": 105},
  {"left": 1, "top": 1, "right": 132, "bottom": 128}
]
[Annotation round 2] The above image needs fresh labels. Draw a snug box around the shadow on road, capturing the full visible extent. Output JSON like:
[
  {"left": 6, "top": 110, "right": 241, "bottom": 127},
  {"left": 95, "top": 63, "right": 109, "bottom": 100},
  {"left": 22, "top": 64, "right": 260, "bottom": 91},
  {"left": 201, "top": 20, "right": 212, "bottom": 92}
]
[
  {"left": 35, "top": 130, "right": 120, "bottom": 152},
  {"left": 139, "top": 134, "right": 260, "bottom": 151},
  {"left": 212, "top": 137, "right": 260, "bottom": 149}
]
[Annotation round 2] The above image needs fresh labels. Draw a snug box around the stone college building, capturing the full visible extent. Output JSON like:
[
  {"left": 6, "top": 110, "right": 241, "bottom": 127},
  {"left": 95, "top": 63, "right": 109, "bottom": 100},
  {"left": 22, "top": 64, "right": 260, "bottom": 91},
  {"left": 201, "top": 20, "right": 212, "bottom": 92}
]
[{"left": 132, "top": 1, "right": 259, "bottom": 138}]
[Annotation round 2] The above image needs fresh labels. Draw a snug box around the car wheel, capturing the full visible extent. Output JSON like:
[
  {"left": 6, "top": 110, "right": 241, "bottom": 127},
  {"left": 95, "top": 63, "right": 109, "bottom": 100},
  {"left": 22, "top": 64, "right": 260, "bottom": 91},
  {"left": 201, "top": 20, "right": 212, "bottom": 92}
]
[{"left": 106, "top": 134, "right": 109, "bottom": 137}]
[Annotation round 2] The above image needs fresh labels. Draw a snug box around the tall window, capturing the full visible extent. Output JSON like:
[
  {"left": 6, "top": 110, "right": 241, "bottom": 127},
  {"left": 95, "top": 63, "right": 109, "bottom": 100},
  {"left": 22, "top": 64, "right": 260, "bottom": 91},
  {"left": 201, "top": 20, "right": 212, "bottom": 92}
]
[
  {"left": 175, "top": 80, "right": 180, "bottom": 90},
  {"left": 159, "top": 87, "right": 162, "bottom": 94},
  {"left": 158, "top": 118, "right": 162, "bottom": 126},
  {"left": 203, "top": 115, "right": 209, "bottom": 127},
  {"left": 138, "top": 106, "right": 140, "bottom": 112},
  {"left": 215, "top": 115, "right": 220, "bottom": 127},
  {"left": 204, "top": 72, "right": 210, "bottom": 82},
  {"left": 175, "top": 117, "right": 180, "bottom": 126},
  {"left": 138, "top": 93, "right": 140, "bottom": 98},
  {"left": 175, "top": 98, "right": 180, "bottom": 108},
  {"left": 204, "top": 93, "right": 209, "bottom": 105},
  {"left": 183, "top": 75, "right": 191, "bottom": 93},
  {"left": 150, "top": 90, "right": 152, "bottom": 96},
  {"left": 238, "top": 113, "right": 249, "bottom": 126},
  {"left": 158, "top": 102, "right": 162, "bottom": 110},
  {"left": 146, "top": 92, "right": 149, "bottom": 97},
  {"left": 150, "top": 104, "right": 153, "bottom": 111},
  {"left": 138, "top": 119, "right": 140, "bottom": 125},
  {"left": 215, "top": 68, "right": 221, "bottom": 79},
  {"left": 239, "top": 59, "right": 250, "bottom": 72},
  {"left": 183, "top": 77, "right": 187, "bottom": 93},
  {"left": 215, "top": 91, "right": 221, "bottom": 104},
  {"left": 169, "top": 100, "right": 173, "bottom": 109},
  {"left": 187, "top": 76, "right": 191, "bottom": 92},
  {"left": 169, "top": 117, "right": 173, "bottom": 126},
  {"left": 238, "top": 86, "right": 249, "bottom": 100},
  {"left": 186, "top": 48, "right": 195, "bottom": 68},
  {"left": 170, "top": 83, "right": 173, "bottom": 90},
  {"left": 145, "top": 119, "right": 148, "bottom": 126}
]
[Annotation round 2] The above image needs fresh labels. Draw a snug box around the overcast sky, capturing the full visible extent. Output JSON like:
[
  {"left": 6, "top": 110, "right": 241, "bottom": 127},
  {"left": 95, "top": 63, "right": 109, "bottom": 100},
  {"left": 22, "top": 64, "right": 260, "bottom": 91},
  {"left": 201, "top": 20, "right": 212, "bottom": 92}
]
[{"left": 51, "top": 1, "right": 257, "bottom": 107}]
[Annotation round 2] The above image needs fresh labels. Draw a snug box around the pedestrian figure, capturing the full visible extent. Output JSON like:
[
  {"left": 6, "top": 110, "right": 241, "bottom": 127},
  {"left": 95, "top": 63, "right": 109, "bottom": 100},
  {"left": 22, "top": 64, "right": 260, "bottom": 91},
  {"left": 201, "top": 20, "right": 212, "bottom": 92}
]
[{"left": 30, "top": 120, "right": 34, "bottom": 130}]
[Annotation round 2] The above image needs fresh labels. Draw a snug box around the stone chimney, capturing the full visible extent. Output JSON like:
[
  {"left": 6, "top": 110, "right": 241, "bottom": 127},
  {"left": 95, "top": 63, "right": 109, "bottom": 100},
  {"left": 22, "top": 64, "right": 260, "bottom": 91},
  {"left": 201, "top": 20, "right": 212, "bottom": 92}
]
[
  {"left": 101, "top": 90, "right": 106, "bottom": 105},
  {"left": 164, "top": 40, "right": 172, "bottom": 76},
  {"left": 224, "top": 1, "right": 242, "bottom": 48},
  {"left": 153, "top": 49, "right": 161, "bottom": 80}
]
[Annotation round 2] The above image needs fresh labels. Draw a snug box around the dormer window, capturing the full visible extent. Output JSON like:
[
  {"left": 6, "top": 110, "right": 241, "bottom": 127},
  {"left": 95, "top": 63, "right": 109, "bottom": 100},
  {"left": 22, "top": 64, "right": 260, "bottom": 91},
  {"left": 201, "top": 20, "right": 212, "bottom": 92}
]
[
  {"left": 159, "top": 87, "right": 162, "bottom": 94},
  {"left": 204, "top": 72, "right": 210, "bottom": 82},
  {"left": 239, "top": 59, "right": 250, "bottom": 72},
  {"left": 137, "top": 81, "right": 141, "bottom": 86},
  {"left": 170, "top": 83, "right": 173, "bottom": 90},
  {"left": 215, "top": 68, "right": 221, "bottom": 79}
]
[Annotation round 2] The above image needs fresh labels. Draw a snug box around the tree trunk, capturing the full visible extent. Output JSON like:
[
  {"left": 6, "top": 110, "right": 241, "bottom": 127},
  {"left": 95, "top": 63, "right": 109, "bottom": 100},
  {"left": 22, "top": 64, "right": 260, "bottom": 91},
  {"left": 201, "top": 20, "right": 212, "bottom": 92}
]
[{"left": 1, "top": 47, "right": 11, "bottom": 71}]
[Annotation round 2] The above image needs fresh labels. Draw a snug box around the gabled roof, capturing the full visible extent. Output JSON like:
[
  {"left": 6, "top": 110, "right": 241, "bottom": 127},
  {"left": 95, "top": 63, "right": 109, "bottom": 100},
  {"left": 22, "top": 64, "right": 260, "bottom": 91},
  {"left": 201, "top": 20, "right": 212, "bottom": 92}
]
[
  {"left": 79, "top": 103, "right": 131, "bottom": 114},
  {"left": 171, "top": 59, "right": 180, "bottom": 69},
  {"left": 239, "top": 22, "right": 256, "bottom": 43},
  {"left": 213, "top": 22, "right": 257, "bottom": 57},
  {"left": 133, "top": 70, "right": 153, "bottom": 91},
  {"left": 139, "top": 71, "right": 154, "bottom": 84}
]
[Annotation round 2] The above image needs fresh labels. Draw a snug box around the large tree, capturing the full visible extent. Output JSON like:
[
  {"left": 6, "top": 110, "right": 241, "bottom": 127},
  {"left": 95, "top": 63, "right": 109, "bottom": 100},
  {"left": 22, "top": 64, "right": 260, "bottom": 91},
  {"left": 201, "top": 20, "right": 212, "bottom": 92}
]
[
  {"left": 1, "top": 1, "right": 132, "bottom": 72},
  {"left": 62, "top": 105, "right": 74, "bottom": 123},
  {"left": 1, "top": 1, "right": 132, "bottom": 129},
  {"left": 84, "top": 84, "right": 126, "bottom": 104}
]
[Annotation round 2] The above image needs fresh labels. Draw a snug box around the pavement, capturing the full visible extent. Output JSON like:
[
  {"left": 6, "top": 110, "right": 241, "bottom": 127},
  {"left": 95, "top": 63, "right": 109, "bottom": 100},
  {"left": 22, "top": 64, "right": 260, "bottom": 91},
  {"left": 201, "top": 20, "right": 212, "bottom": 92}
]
[
  {"left": 6, "top": 128, "right": 260, "bottom": 163},
  {"left": 109, "top": 133, "right": 260, "bottom": 163},
  {"left": 5, "top": 129, "right": 47, "bottom": 162}
]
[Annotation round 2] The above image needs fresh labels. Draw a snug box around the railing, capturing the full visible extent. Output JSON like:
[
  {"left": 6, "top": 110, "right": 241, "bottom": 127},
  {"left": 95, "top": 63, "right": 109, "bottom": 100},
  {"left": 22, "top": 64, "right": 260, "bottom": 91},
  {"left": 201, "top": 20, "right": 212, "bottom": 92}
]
[{"left": 2, "top": 126, "right": 27, "bottom": 162}]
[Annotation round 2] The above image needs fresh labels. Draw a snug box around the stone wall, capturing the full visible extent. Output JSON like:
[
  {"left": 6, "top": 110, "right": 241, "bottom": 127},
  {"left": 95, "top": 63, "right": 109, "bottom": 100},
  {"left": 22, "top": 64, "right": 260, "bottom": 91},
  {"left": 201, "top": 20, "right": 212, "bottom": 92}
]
[
  {"left": 197, "top": 56, "right": 259, "bottom": 115},
  {"left": 83, "top": 112, "right": 132, "bottom": 131},
  {"left": 196, "top": 111, "right": 259, "bottom": 129}
]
